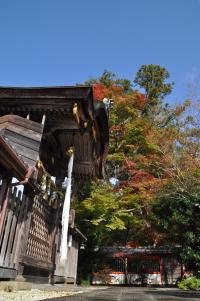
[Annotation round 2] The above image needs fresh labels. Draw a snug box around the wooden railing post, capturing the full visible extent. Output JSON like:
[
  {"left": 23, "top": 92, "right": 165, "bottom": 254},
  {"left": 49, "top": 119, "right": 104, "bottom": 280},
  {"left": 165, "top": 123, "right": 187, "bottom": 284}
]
[
  {"left": 0, "top": 178, "right": 8, "bottom": 209},
  {"left": 15, "top": 187, "right": 33, "bottom": 282},
  {"left": 12, "top": 193, "right": 29, "bottom": 269},
  {"left": 0, "top": 178, "right": 10, "bottom": 235}
]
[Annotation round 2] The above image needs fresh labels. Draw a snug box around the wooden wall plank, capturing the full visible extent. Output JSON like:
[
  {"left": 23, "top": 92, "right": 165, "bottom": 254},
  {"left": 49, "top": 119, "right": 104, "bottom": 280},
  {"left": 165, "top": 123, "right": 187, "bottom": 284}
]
[
  {"left": 0, "top": 267, "right": 17, "bottom": 278},
  {"left": 6, "top": 141, "right": 39, "bottom": 162},
  {"left": 12, "top": 194, "right": 28, "bottom": 267},
  {"left": 15, "top": 194, "right": 32, "bottom": 271},
  {"left": 0, "top": 210, "right": 13, "bottom": 266},
  {"left": 5, "top": 191, "right": 22, "bottom": 268},
  {"left": 20, "top": 254, "right": 54, "bottom": 270},
  {"left": 0, "top": 123, "right": 42, "bottom": 142},
  {"left": 0, "top": 115, "right": 43, "bottom": 133},
  {"left": 20, "top": 156, "right": 37, "bottom": 167},
  {"left": 3, "top": 129, "right": 40, "bottom": 152}
]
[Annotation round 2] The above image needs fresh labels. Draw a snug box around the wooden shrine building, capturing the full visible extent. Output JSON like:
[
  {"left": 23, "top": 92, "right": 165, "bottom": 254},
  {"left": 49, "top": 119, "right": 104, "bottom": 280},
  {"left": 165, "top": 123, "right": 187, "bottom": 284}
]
[{"left": 0, "top": 86, "right": 109, "bottom": 283}]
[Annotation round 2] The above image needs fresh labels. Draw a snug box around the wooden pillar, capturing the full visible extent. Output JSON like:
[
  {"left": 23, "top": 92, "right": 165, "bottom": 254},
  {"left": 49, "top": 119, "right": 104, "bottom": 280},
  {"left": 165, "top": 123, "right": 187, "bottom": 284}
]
[
  {"left": 0, "top": 178, "right": 8, "bottom": 209},
  {"left": 12, "top": 194, "right": 28, "bottom": 267},
  {"left": 160, "top": 257, "right": 164, "bottom": 285},
  {"left": 48, "top": 197, "right": 60, "bottom": 284},
  {"left": 124, "top": 257, "right": 128, "bottom": 284},
  {"left": 0, "top": 178, "right": 11, "bottom": 239},
  {"left": 181, "top": 260, "right": 184, "bottom": 279},
  {"left": 15, "top": 186, "right": 33, "bottom": 282},
  {"left": 15, "top": 263, "right": 25, "bottom": 282}
]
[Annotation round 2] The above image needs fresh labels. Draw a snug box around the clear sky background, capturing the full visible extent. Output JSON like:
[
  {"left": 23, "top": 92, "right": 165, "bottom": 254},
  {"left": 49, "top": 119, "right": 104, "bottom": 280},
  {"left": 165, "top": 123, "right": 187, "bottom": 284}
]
[{"left": 0, "top": 0, "right": 200, "bottom": 104}]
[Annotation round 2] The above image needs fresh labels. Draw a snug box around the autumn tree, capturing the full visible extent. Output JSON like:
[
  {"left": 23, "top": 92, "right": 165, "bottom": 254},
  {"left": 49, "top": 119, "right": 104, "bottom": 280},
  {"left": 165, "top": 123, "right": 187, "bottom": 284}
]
[
  {"left": 76, "top": 66, "right": 179, "bottom": 246},
  {"left": 150, "top": 101, "right": 200, "bottom": 275},
  {"left": 75, "top": 66, "right": 199, "bottom": 279}
]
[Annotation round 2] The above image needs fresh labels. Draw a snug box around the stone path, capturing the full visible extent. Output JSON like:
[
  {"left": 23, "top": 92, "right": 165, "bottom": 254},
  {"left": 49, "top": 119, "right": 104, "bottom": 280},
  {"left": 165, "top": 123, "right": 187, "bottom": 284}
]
[
  {"left": 43, "top": 287, "right": 200, "bottom": 301},
  {"left": 1, "top": 286, "right": 200, "bottom": 301}
]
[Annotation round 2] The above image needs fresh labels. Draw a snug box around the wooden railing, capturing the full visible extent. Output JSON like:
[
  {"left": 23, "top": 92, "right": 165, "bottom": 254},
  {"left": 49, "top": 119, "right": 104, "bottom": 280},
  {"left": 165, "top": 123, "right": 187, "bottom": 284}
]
[
  {"left": 0, "top": 176, "right": 60, "bottom": 279},
  {"left": 0, "top": 180, "right": 26, "bottom": 270}
]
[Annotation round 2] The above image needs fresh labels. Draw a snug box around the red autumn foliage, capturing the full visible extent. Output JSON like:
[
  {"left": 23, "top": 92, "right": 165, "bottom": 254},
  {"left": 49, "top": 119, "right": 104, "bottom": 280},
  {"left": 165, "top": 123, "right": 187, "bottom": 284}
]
[
  {"left": 124, "top": 157, "right": 136, "bottom": 169},
  {"left": 130, "top": 171, "right": 155, "bottom": 183},
  {"left": 126, "top": 242, "right": 139, "bottom": 248},
  {"left": 92, "top": 83, "right": 105, "bottom": 100},
  {"left": 110, "top": 124, "right": 124, "bottom": 133},
  {"left": 134, "top": 92, "right": 147, "bottom": 109}
]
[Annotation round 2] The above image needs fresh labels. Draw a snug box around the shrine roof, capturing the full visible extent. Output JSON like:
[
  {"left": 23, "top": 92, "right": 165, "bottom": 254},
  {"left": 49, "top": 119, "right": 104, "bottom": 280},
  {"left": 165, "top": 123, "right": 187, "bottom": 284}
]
[
  {"left": 0, "top": 85, "right": 109, "bottom": 179},
  {"left": 0, "top": 85, "right": 92, "bottom": 96},
  {"left": 100, "top": 246, "right": 180, "bottom": 256},
  {"left": 0, "top": 134, "right": 28, "bottom": 179}
]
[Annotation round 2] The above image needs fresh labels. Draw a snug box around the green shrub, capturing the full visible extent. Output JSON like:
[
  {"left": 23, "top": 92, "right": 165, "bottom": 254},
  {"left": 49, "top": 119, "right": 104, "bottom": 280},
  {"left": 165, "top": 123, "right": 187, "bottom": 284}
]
[
  {"left": 178, "top": 277, "right": 200, "bottom": 290},
  {"left": 80, "top": 279, "right": 90, "bottom": 286}
]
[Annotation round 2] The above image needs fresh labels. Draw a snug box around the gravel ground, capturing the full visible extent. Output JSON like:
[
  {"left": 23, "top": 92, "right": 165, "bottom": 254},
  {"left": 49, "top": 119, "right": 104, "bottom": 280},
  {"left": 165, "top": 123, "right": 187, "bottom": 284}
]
[{"left": 0, "top": 289, "right": 81, "bottom": 301}]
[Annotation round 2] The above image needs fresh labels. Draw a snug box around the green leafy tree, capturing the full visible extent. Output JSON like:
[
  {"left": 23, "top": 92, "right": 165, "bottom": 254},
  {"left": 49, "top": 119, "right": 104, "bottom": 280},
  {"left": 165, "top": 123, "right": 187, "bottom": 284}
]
[
  {"left": 84, "top": 70, "right": 115, "bottom": 87},
  {"left": 75, "top": 182, "right": 149, "bottom": 246},
  {"left": 151, "top": 169, "right": 200, "bottom": 275},
  {"left": 84, "top": 69, "right": 133, "bottom": 92},
  {"left": 134, "top": 64, "right": 174, "bottom": 113},
  {"left": 77, "top": 66, "right": 183, "bottom": 247}
]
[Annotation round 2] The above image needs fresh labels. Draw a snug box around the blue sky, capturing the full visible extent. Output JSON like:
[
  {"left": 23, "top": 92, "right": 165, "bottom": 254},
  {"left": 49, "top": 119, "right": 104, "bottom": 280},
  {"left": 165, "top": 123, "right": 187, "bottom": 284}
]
[{"left": 0, "top": 0, "right": 200, "bottom": 104}]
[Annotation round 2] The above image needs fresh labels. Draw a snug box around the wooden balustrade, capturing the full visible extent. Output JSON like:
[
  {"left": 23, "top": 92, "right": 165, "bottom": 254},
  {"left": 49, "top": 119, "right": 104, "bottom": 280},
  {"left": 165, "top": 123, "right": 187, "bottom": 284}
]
[
  {"left": 0, "top": 181, "right": 24, "bottom": 269},
  {"left": 0, "top": 176, "right": 61, "bottom": 279}
]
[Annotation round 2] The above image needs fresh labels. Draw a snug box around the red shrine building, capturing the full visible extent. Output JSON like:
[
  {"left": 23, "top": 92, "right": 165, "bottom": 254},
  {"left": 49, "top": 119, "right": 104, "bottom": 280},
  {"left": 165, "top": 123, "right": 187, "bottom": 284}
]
[{"left": 93, "top": 245, "right": 183, "bottom": 285}]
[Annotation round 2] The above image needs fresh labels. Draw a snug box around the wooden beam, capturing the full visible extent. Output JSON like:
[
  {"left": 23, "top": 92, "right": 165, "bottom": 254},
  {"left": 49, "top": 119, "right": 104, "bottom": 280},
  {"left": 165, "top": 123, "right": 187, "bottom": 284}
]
[{"left": 20, "top": 255, "right": 54, "bottom": 271}]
